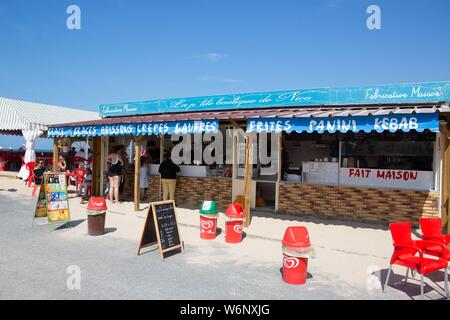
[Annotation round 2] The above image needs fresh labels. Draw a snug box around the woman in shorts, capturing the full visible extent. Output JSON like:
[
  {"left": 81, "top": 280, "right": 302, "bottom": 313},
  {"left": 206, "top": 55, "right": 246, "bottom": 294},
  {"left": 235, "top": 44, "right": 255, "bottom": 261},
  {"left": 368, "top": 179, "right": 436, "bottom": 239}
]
[{"left": 106, "top": 146, "right": 124, "bottom": 204}]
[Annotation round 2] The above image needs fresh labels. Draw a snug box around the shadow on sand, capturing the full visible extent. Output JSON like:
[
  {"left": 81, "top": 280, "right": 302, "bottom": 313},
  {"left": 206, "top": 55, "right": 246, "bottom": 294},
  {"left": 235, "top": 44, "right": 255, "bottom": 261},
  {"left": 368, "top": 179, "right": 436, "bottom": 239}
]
[
  {"left": 53, "top": 219, "right": 86, "bottom": 231},
  {"left": 376, "top": 268, "right": 448, "bottom": 300}
]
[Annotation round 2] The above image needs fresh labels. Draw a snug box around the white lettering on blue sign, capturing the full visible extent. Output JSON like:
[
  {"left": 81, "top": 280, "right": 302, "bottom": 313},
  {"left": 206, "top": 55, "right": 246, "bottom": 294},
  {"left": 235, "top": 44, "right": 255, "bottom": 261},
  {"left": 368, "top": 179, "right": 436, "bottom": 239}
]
[
  {"left": 309, "top": 119, "right": 357, "bottom": 133},
  {"left": 48, "top": 120, "right": 220, "bottom": 137},
  {"left": 411, "top": 87, "right": 441, "bottom": 98},
  {"left": 246, "top": 114, "right": 438, "bottom": 134},
  {"left": 247, "top": 120, "right": 291, "bottom": 133},
  {"left": 373, "top": 117, "right": 418, "bottom": 132},
  {"left": 100, "top": 82, "right": 450, "bottom": 117}
]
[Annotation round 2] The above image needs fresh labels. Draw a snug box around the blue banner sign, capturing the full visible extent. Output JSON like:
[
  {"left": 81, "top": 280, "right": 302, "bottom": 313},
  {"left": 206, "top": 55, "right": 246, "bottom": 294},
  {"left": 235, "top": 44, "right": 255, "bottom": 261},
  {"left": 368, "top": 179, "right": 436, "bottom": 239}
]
[
  {"left": 246, "top": 113, "right": 439, "bottom": 134},
  {"left": 100, "top": 82, "right": 450, "bottom": 117},
  {"left": 48, "top": 120, "right": 219, "bottom": 138}
]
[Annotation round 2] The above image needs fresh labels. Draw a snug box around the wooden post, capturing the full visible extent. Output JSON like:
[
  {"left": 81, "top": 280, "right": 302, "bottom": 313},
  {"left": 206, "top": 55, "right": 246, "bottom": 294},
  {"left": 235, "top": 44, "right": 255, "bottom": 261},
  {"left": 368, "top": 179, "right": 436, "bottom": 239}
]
[
  {"left": 444, "top": 133, "right": 450, "bottom": 235},
  {"left": 275, "top": 132, "right": 282, "bottom": 213},
  {"left": 99, "top": 136, "right": 105, "bottom": 196},
  {"left": 159, "top": 135, "right": 164, "bottom": 200},
  {"left": 243, "top": 136, "right": 251, "bottom": 227},
  {"left": 91, "top": 137, "right": 102, "bottom": 196},
  {"left": 160, "top": 134, "right": 164, "bottom": 163},
  {"left": 439, "top": 120, "right": 450, "bottom": 235},
  {"left": 52, "top": 139, "right": 59, "bottom": 172},
  {"left": 134, "top": 136, "right": 141, "bottom": 212}
]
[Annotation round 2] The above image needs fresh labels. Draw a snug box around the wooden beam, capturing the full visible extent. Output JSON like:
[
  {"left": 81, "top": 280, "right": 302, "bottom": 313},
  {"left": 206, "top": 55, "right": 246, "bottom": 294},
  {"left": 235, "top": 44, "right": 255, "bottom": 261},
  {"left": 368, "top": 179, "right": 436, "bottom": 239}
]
[
  {"left": 440, "top": 128, "right": 450, "bottom": 235},
  {"left": 53, "top": 139, "right": 59, "bottom": 172},
  {"left": 275, "top": 132, "right": 282, "bottom": 212},
  {"left": 230, "top": 120, "right": 240, "bottom": 130},
  {"left": 134, "top": 136, "right": 141, "bottom": 212},
  {"left": 243, "top": 136, "right": 251, "bottom": 227},
  {"left": 159, "top": 135, "right": 164, "bottom": 200},
  {"left": 92, "top": 137, "right": 102, "bottom": 196},
  {"left": 159, "top": 135, "right": 164, "bottom": 163},
  {"left": 99, "top": 137, "right": 105, "bottom": 196},
  {"left": 445, "top": 136, "right": 450, "bottom": 235}
]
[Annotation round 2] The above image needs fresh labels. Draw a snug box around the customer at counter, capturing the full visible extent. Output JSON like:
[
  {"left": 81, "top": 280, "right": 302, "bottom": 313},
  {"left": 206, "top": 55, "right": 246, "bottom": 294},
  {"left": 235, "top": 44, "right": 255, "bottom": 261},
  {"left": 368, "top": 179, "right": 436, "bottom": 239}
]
[
  {"left": 106, "top": 145, "right": 124, "bottom": 204},
  {"left": 159, "top": 152, "right": 180, "bottom": 201},
  {"left": 147, "top": 140, "right": 160, "bottom": 164},
  {"left": 139, "top": 156, "right": 149, "bottom": 200}
]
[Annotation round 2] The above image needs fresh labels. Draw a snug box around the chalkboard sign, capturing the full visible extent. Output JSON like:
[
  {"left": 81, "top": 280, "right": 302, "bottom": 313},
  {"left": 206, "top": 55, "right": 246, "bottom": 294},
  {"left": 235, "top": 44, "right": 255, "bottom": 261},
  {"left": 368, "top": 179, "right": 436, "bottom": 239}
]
[{"left": 137, "top": 200, "right": 184, "bottom": 260}]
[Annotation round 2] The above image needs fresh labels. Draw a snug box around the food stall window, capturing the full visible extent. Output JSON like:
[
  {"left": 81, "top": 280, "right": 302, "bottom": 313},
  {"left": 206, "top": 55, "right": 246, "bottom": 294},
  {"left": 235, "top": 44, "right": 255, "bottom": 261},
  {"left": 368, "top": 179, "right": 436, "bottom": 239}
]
[
  {"left": 340, "top": 131, "right": 434, "bottom": 171},
  {"left": 339, "top": 131, "right": 436, "bottom": 191},
  {"left": 282, "top": 132, "right": 339, "bottom": 185}
]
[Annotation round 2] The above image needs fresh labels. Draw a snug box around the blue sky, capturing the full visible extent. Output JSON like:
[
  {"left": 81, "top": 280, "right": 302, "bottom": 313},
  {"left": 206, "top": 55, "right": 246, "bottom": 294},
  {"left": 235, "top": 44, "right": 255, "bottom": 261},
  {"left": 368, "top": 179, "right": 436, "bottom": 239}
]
[{"left": 1, "top": 0, "right": 449, "bottom": 149}]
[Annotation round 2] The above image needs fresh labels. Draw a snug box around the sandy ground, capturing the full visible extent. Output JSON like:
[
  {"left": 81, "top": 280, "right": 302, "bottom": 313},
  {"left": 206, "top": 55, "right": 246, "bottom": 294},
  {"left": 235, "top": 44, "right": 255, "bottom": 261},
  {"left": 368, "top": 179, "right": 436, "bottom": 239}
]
[{"left": 0, "top": 175, "right": 448, "bottom": 300}]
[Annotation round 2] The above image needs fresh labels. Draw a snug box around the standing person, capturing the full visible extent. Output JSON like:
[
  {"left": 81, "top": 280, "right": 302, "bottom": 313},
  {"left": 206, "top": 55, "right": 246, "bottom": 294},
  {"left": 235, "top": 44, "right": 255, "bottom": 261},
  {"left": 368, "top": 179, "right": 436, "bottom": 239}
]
[
  {"left": 158, "top": 153, "right": 180, "bottom": 201},
  {"left": 67, "top": 147, "right": 76, "bottom": 171},
  {"left": 147, "top": 140, "right": 160, "bottom": 164},
  {"left": 106, "top": 146, "right": 124, "bottom": 204},
  {"left": 79, "top": 168, "right": 93, "bottom": 197},
  {"left": 58, "top": 156, "right": 67, "bottom": 172},
  {"left": 32, "top": 160, "right": 45, "bottom": 197},
  {"left": 139, "top": 156, "right": 149, "bottom": 200},
  {"left": 116, "top": 144, "right": 128, "bottom": 195}
]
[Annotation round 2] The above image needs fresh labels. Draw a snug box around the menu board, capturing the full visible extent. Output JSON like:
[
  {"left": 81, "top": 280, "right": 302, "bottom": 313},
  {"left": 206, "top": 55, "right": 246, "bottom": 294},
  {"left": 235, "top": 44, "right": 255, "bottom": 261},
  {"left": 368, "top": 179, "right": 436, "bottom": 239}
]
[
  {"left": 302, "top": 161, "right": 339, "bottom": 185},
  {"left": 44, "top": 173, "right": 71, "bottom": 223},
  {"left": 34, "top": 184, "right": 48, "bottom": 218},
  {"left": 137, "top": 200, "right": 184, "bottom": 260}
]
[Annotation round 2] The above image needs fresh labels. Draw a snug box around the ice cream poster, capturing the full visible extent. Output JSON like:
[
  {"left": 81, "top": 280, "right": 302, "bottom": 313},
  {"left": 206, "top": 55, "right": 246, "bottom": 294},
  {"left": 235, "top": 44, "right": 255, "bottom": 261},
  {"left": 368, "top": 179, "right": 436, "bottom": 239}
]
[
  {"left": 44, "top": 173, "right": 71, "bottom": 223},
  {"left": 34, "top": 184, "right": 48, "bottom": 218}
]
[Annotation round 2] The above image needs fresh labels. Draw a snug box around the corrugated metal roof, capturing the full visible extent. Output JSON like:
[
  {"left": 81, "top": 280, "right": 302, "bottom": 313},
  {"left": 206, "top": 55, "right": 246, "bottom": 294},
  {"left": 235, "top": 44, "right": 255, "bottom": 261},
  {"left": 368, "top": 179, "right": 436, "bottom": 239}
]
[
  {"left": 48, "top": 104, "right": 450, "bottom": 128},
  {"left": 0, "top": 97, "right": 100, "bottom": 131}
]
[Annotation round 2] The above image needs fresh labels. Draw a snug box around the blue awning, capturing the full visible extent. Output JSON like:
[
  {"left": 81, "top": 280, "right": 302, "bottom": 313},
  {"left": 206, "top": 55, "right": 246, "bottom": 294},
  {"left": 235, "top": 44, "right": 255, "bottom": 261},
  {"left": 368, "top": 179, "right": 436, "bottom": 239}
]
[
  {"left": 247, "top": 113, "right": 439, "bottom": 134},
  {"left": 48, "top": 120, "right": 219, "bottom": 138},
  {"left": 99, "top": 81, "right": 450, "bottom": 117}
]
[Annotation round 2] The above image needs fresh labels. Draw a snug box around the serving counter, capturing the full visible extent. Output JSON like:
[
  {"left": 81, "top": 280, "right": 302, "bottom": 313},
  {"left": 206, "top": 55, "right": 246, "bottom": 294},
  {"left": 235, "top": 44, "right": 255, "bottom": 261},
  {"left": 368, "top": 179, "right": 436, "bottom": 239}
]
[
  {"left": 277, "top": 181, "right": 439, "bottom": 224},
  {"left": 122, "top": 173, "right": 232, "bottom": 208}
]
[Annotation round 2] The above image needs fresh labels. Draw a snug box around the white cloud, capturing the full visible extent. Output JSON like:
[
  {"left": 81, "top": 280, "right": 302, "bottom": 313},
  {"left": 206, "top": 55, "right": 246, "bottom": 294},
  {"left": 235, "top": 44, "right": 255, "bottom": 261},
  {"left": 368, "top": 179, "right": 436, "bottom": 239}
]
[{"left": 197, "top": 53, "right": 227, "bottom": 63}]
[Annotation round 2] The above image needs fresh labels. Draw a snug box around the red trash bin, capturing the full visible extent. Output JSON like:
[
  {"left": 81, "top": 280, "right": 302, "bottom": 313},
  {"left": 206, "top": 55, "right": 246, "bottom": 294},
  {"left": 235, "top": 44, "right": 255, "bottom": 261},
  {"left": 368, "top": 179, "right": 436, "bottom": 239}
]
[
  {"left": 282, "top": 226, "right": 314, "bottom": 285},
  {"left": 200, "top": 215, "right": 218, "bottom": 240},
  {"left": 87, "top": 197, "right": 107, "bottom": 236},
  {"left": 199, "top": 200, "right": 218, "bottom": 240},
  {"left": 225, "top": 203, "right": 245, "bottom": 244}
]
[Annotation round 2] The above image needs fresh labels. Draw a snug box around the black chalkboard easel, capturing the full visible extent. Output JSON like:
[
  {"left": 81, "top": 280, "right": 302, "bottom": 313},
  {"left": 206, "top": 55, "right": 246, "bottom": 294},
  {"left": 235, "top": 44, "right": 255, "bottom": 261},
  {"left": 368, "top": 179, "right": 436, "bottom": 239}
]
[{"left": 137, "top": 200, "right": 184, "bottom": 260}]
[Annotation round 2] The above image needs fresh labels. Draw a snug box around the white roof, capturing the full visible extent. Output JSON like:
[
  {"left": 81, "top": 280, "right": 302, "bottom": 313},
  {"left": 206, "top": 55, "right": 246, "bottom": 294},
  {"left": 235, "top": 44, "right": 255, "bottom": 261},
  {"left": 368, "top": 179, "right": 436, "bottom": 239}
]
[{"left": 0, "top": 97, "right": 100, "bottom": 132}]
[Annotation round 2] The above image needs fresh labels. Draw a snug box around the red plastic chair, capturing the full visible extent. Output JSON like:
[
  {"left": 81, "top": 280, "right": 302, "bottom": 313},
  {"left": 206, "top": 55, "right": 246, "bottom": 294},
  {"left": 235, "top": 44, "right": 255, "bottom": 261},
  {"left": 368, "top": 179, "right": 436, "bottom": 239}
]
[
  {"left": 420, "top": 218, "right": 450, "bottom": 247},
  {"left": 25, "top": 162, "right": 35, "bottom": 187},
  {"left": 384, "top": 221, "right": 448, "bottom": 299}
]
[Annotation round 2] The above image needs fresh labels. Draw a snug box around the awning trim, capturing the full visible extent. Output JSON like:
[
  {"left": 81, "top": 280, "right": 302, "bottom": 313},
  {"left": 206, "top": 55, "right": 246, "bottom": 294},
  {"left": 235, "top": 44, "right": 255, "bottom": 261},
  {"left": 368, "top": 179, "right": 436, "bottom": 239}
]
[{"left": 47, "top": 105, "right": 447, "bottom": 137}]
